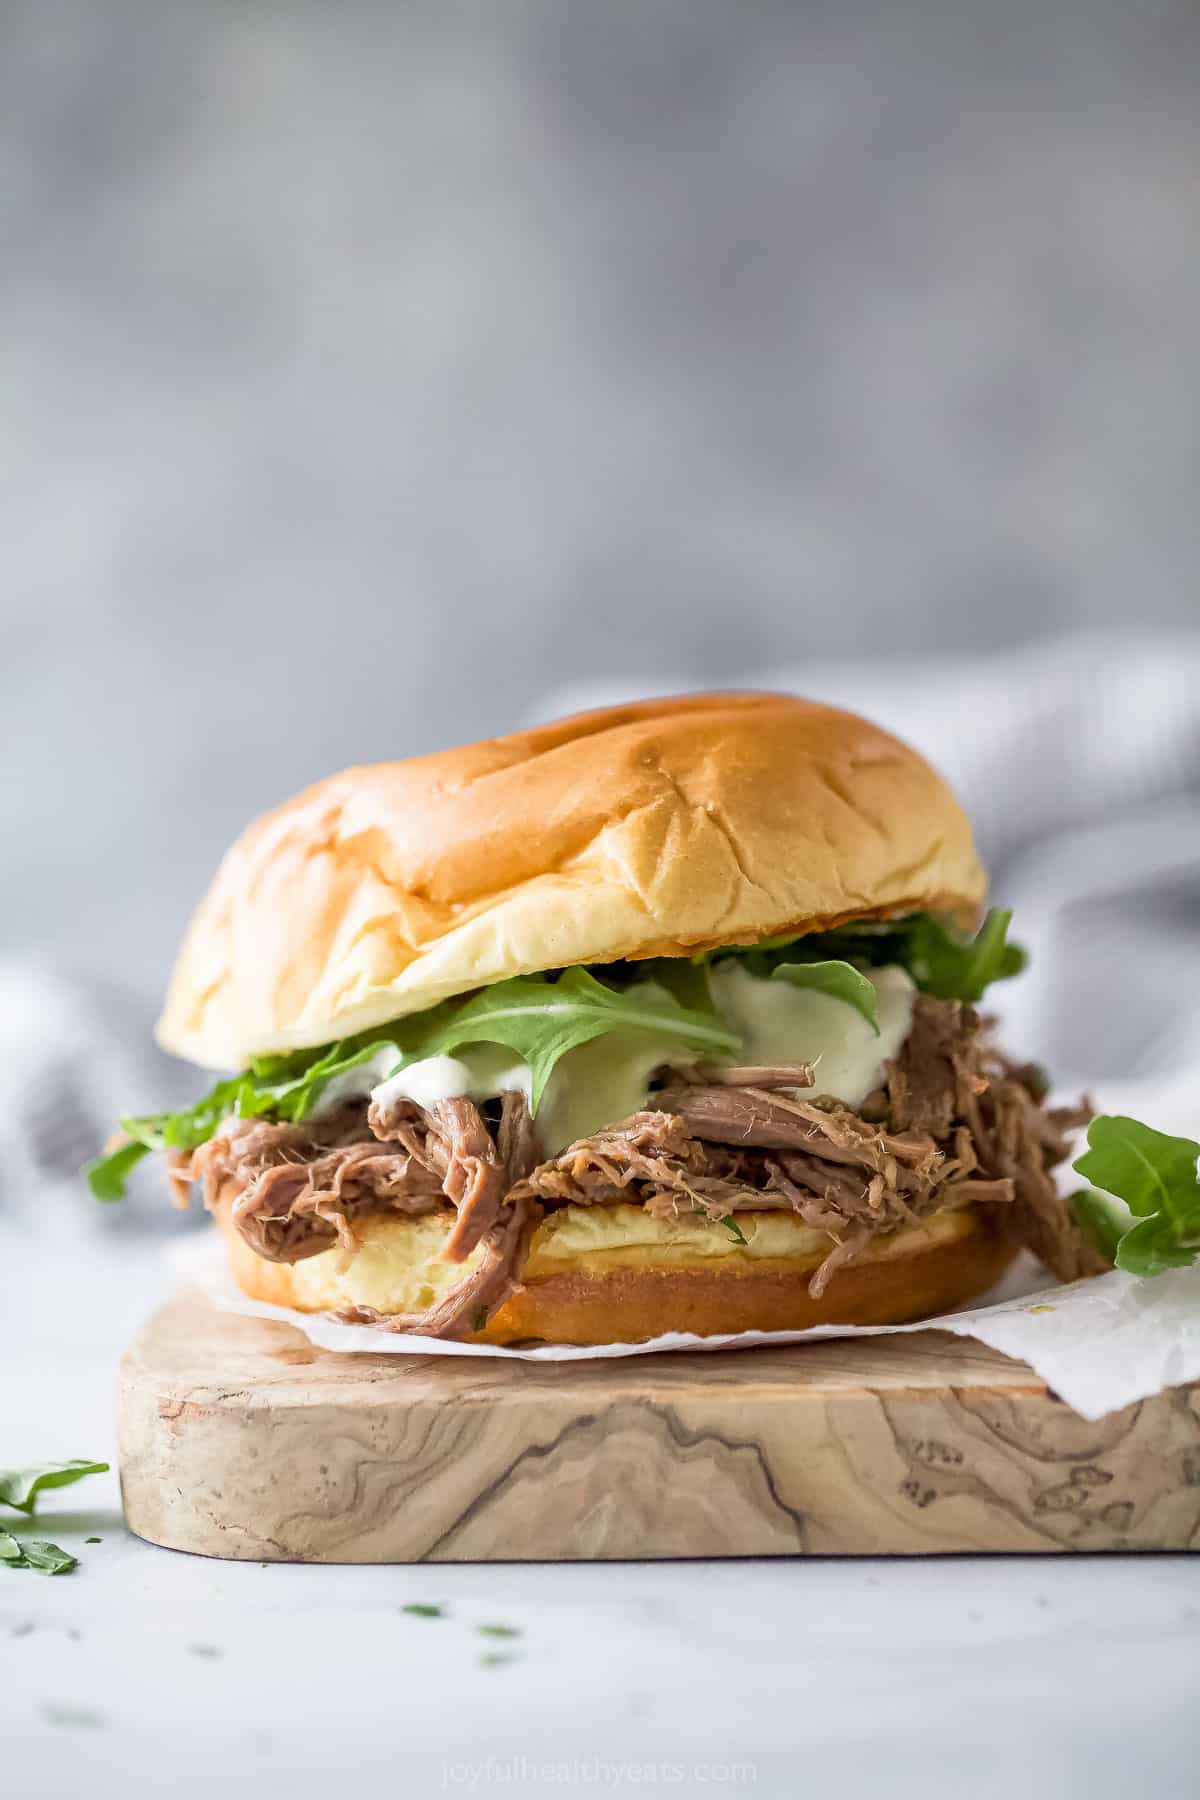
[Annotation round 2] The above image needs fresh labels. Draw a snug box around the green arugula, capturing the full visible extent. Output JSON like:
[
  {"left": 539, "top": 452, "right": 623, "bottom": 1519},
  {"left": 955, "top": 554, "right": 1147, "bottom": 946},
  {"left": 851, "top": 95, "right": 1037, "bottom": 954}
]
[
  {"left": 87, "top": 968, "right": 740, "bottom": 1199},
  {"left": 1072, "top": 1115, "right": 1200, "bottom": 1276},
  {"left": 709, "top": 907, "right": 1025, "bottom": 1006},
  {"left": 0, "top": 1459, "right": 108, "bottom": 1577},
  {"left": 719, "top": 1214, "right": 749, "bottom": 1247}
]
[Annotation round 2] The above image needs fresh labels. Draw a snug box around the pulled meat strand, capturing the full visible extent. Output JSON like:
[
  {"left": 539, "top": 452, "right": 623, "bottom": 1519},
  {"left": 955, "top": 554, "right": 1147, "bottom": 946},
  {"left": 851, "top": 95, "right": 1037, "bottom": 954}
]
[
  {"left": 689, "top": 1062, "right": 815, "bottom": 1090},
  {"left": 369, "top": 1093, "right": 507, "bottom": 1264}
]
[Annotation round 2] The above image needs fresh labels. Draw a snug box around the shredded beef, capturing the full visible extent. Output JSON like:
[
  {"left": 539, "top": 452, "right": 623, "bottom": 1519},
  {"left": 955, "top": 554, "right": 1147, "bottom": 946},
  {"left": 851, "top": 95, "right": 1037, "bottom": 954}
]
[
  {"left": 187, "top": 1108, "right": 446, "bottom": 1264},
  {"left": 180, "top": 1098, "right": 542, "bottom": 1339},
  {"left": 174, "top": 993, "right": 1103, "bottom": 1337},
  {"left": 368, "top": 1092, "right": 508, "bottom": 1263}
]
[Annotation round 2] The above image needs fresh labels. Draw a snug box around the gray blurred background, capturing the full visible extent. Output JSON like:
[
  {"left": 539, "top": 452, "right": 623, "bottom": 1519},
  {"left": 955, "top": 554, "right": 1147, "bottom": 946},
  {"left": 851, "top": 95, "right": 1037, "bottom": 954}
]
[{"left": 4, "top": 0, "right": 1200, "bottom": 1010}]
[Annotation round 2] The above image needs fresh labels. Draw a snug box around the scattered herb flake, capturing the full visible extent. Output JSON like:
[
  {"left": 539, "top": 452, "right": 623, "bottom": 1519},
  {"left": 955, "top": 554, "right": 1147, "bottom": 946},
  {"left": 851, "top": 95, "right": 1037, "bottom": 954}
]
[
  {"left": 20, "top": 1540, "right": 78, "bottom": 1576},
  {"left": 479, "top": 1650, "right": 520, "bottom": 1668},
  {"left": 84, "top": 1537, "right": 102, "bottom": 1545},
  {"left": 1, "top": 1532, "right": 78, "bottom": 1575},
  {"left": 401, "top": 1602, "right": 445, "bottom": 1619},
  {"left": 476, "top": 1623, "right": 522, "bottom": 1639},
  {"left": 188, "top": 1644, "right": 223, "bottom": 1659},
  {"left": 472, "top": 1308, "right": 488, "bottom": 1333},
  {"left": 718, "top": 1215, "right": 748, "bottom": 1247}
]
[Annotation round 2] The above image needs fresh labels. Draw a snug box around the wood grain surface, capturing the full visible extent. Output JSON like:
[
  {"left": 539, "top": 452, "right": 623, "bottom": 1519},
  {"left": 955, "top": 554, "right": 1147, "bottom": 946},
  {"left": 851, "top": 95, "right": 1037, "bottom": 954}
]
[{"left": 118, "top": 1290, "right": 1200, "bottom": 1561}]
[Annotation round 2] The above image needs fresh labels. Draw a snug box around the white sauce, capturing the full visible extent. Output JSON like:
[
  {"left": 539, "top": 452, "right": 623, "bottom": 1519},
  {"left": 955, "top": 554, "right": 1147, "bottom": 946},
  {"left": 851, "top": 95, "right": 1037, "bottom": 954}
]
[
  {"left": 352, "top": 964, "right": 916, "bottom": 1156},
  {"left": 708, "top": 961, "right": 916, "bottom": 1108},
  {"left": 370, "top": 1045, "right": 532, "bottom": 1115}
]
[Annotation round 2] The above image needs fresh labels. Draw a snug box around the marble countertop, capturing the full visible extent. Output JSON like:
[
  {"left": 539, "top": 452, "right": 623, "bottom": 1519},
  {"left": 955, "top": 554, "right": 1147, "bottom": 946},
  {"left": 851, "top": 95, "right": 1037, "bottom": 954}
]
[{"left": 3, "top": 1226, "right": 1197, "bottom": 1799}]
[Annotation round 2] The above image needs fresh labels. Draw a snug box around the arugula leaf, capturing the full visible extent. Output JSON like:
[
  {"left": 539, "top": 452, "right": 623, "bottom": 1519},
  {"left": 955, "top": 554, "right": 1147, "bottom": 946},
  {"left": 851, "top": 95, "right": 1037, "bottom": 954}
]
[
  {"left": 1073, "top": 1115, "right": 1200, "bottom": 1276},
  {"left": 0, "top": 1460, "right": 109, "bottom": 1515},
  {"left": 85, "top": 1140, "right": 150, "bottom": 1201},
  {"left": 770, "top": 960, "right": 880, "bottom": 1032},
  {"left": 0, "top": 1531, "right": 22, "bottom": 1561},
  {"left": 707, "top": 908, "right": 1025, "bottom": 1006},
  {"left": 904, "top": 908, "right": 1026, "bottom": 1003},
  {"left": 403, "top": 967, "right": 740, "bottom": 1111},
  {"left": 719, "top": 1215, "right": 749, "bottom": 1246}
]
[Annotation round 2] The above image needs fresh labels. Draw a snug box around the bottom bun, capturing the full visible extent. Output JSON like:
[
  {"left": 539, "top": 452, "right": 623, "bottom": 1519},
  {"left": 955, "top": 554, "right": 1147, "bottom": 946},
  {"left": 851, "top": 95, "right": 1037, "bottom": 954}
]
[{"left": 212, "top": 1198, "right": 1016, "bottom": 1346}]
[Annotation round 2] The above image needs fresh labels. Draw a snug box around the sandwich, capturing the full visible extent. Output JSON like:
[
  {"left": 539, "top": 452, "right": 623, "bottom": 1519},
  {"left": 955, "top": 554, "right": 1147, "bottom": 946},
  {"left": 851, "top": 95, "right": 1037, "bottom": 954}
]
[{"left": 90, "top": 691, "right": 1183, "bottom": 1345}]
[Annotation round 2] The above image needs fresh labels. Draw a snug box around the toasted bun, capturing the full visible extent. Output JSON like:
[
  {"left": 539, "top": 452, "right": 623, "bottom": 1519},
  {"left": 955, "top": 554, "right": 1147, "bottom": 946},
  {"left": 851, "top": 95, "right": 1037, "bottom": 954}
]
[
  {"left": 212, "top": 1200, "right": 1014, "bottom": 1346},
  {"left": 159, "top": 692, "right": 984, "bottom": 1069}
]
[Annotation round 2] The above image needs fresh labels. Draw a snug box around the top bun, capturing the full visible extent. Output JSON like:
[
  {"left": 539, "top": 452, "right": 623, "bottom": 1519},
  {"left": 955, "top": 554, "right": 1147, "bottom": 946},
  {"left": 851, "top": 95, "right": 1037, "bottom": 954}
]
[{"left": 157, "top": 693, "right": 985, "bottom": 1069}]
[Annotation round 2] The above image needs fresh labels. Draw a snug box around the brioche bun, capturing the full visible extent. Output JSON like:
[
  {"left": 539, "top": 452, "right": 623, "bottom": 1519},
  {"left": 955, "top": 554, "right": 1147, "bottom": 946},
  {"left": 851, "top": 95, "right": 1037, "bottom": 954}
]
[
  {"left": 212, "top": 1198, "right": 1014, "bottom": 1346},
  {"left": 158, "top": 692, "right": 984, "bottom": 1070}
]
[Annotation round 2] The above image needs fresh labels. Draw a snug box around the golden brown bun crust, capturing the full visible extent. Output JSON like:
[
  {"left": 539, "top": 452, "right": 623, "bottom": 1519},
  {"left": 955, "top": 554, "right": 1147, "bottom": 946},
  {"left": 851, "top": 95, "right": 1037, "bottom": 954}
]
[
  {"left": 159, "top": 692, "right": 985, "bottom": 1068},
  {"left": 213, "top": 1203, "right": 1015, "bottom": 1347},
  {"left": 485, "top": 1230, "right": 1015, "bottom": 1344}
]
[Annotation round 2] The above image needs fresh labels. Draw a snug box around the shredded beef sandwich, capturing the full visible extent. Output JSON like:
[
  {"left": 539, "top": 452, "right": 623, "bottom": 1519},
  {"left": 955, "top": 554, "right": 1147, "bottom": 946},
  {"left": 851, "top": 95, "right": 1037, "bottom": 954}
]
[{"left": 90, "top": 693, "right": 1121, "bottom": 1346}]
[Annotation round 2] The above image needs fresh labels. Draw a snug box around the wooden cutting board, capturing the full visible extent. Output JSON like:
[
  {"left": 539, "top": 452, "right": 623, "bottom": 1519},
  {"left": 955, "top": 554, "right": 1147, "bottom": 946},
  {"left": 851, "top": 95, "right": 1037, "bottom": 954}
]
[{"left": 117, "top": 1290, "right": 1200, "bottom": 1560}]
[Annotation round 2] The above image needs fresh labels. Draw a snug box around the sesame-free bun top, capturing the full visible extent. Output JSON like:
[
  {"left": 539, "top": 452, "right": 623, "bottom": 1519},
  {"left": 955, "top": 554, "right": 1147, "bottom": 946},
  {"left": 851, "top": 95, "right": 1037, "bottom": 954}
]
[{"left": 157, "top": 693, "right": 985, "bottom": 1069}]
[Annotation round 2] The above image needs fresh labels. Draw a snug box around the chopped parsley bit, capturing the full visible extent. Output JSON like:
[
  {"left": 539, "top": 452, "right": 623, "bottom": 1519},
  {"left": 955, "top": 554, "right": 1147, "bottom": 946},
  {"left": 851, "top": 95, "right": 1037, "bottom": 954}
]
[
  {"left": 477, "top": 1623, "right": 521, "bottom": 1639},
  {"left": 84, "top": 1537, "right": 102, "bottom": 1545},
  {"left": 401, "top": 1602, "right": 445, "bottom": 1619},
  {"left": 188, "top": 1644, "right": 223, "bottom": 1658},
  {"left": 472, "top": 1308, "right": 488, "bottom": 1333},
  {"left": 718, "top": 1215, "right": 748, "bottom": 1247},
  {"left": 480, "top": 1650, "right": 520, "bottom": 1669}
]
